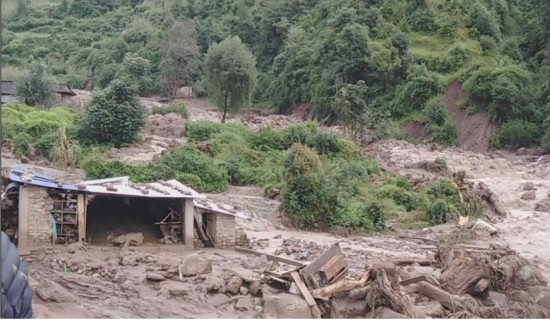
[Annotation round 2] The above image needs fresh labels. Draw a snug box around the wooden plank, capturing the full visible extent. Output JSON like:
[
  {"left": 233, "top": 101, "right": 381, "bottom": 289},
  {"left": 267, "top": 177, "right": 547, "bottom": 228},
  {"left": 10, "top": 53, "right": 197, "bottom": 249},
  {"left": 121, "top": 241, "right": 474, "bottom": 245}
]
[
  {"left": 301, "top": 243, "right": 343, "bottom": 288},
  {"left": 319, "top": 254, "right": 347, "bottom": 284},
  {"left": 400, "top": 275, "right": 426, "bottom": 286},
  {"left": 235, "top": 247, "right": 305, "bottom": 267},
  {"left": 193, "top": 212, "right": 208, "bottom": 241},
  {"left": 77, "top": 193, "right": 86, "bottom": 243},
  {"left": 291, "top": 271, "right": 321, "bottom": 319}
]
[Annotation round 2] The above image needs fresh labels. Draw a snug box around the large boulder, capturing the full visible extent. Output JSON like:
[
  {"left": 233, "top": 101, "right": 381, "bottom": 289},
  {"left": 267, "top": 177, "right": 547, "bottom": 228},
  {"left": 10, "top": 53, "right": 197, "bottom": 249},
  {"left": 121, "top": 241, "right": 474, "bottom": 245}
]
[
  {"left": 263, "top": 293, "right": 311, "bottom": 318},
  {"left": 521, "top": 191, "right": 537, "bottom": 201},
  {"left": 535, "top": 200, "right": 550, "bottom": 213},
  {"left": 36, "top": 280, "right": 76, "bottom": 303},
  {"left": 235, "top": 296, "right": 255, "bottom": 311},
  {"left": 226, "top": 276, "right": 243, "bottom": 295},
  {"left": 179, "top": 254, "right": 212, "bottom": 276}
]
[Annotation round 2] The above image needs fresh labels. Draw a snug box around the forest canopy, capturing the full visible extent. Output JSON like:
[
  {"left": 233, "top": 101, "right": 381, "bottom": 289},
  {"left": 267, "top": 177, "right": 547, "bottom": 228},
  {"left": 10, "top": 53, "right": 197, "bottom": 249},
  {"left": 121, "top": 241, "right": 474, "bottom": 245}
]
[{"left": 2, "top": 0, "right": 550, "bottom": 150}]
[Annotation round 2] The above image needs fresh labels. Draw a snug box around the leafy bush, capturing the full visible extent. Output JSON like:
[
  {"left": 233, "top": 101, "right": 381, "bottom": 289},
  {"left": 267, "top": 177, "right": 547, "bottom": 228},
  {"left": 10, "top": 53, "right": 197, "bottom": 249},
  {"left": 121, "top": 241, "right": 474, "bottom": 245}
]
[
  {"left": 160, "top": 146, "right": 229, "bottom": 192},
  {"left": 13, "top": 132, "right": 32, "bottom": 156},
  {"left": 151, "top": 102, "right": 189, "bottom": 119},
  {"left": 185, "top": 121, "right": 223, "bottom": 142},
  {"left": 430, "top": 121, "right": 459, "bottom": 146},
  {"left": 175, "top": 173, "right": 204, "bottom": 191},
  {"left": 283, "top": 122, "right": 319, "bottom": 148},
  {"left": 377, "top": 184, "right": 418, "bottom": 211},
  {"left": 392, "top": 65, "right": 444, "bottom": 116},
  {"left": 80, "top": 79, "right": 146, "bottom": 147},
  {"left": 480, "top": 35, "right": 497, "bottom": 53},
  {"left": 491, "top": 120, "right": 539, "bottom": 149},
  {"left": 311, "top": 131, "right": 340, "bottom": 155},
  {"left": 16, "top": 60, "right": 56, "bottom": 108},
  {"left": 428, "top": 199, "right": 449, "bottom": 225},
  {"left": 253, "top": 127, "right": 287, "bottom": 151},
  {"left": 331, "top": 201, "right": 374, "bottom": 230},
  {"left": 424, "top": 95, "right": 447, "bottom": 126},
  {"left": 408, "top": 8, "right": 437, "bottom": 32}
]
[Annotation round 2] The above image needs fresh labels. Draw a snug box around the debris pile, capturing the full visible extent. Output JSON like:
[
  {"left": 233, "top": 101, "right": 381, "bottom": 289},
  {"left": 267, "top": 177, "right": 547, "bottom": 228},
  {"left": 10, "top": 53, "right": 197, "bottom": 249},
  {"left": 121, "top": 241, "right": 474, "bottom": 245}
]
[{"left": 230, "top": 238, "right": 550, "bottom": 319}]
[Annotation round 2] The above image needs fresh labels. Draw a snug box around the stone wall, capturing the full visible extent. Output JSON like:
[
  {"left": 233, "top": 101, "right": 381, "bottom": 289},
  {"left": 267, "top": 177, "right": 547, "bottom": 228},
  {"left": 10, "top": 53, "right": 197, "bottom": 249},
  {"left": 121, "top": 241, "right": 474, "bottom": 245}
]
[
  {"left": 213, "top": 214, "right": 236, "bottom": 248},
  {"left": 26, "top": 185, "right": 54, "bottom": 246}
]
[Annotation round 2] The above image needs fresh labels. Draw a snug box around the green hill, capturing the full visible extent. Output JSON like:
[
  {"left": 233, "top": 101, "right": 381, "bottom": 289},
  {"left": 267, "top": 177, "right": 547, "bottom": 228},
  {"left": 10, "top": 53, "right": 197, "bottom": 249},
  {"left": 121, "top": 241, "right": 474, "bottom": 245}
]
[{"left": 2, "top": 0, "right": 550, "bottom": 150}]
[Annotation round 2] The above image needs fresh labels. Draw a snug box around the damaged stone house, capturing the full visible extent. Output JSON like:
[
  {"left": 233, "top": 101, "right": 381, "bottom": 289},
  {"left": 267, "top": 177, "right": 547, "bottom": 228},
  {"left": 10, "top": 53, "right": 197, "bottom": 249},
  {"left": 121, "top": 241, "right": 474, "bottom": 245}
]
[{"left": 1, "top": 168, "right": 247, "bottom": 255}]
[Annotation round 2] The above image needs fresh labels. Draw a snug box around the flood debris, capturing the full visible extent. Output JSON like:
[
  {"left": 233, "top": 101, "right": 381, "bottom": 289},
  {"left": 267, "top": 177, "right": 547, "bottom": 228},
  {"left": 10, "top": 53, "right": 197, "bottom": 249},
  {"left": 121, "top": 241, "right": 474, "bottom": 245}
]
[{"left": 234, "top": 235, "right": 550, "bottom": 319}]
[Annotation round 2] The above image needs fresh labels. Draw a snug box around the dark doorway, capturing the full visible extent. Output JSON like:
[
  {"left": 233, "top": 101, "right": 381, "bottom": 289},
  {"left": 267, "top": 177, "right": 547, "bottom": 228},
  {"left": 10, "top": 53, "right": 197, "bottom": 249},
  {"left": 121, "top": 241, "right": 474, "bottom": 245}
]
[{"left": 86, "top": 195, "right": 179, "bottom": 244}]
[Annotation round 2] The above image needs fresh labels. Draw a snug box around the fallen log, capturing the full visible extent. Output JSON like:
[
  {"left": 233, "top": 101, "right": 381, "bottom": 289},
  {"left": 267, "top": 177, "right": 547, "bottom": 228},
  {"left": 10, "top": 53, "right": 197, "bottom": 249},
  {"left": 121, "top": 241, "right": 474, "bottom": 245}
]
[
  {"left": 417, "top": 281, "right": 499, "bottom": 317},
  {"left": 235, "top": 247, "right": 304, "bottom": 267},
  {"left": 290, "top": 272, "right": 321, "bottom": 318},
  {"left": 476, "top": 182, "right": 508, "bottom": 218},
  {"left": 366, "top": 269, "right": 416, "bottom": 318},
  {"left": 388, "top": 258, "right": 434, "bottom": 266},
  {"left": 398, "top": 235, "right": 438, "bottom": 244},
  {"left": 311, "top": 266, "right": 371, "bottom": 301}
]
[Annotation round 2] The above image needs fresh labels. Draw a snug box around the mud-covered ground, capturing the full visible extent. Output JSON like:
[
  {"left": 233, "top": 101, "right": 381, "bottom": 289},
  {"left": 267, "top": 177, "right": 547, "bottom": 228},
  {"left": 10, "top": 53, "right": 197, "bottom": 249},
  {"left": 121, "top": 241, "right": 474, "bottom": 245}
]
[{"left": 7, "top": 93, "right": 550, "bottom": 318}]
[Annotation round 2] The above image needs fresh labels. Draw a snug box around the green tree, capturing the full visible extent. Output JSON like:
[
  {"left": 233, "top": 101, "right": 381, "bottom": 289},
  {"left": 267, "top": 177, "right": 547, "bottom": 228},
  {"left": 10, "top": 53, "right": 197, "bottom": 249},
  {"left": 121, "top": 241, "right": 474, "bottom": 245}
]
[
  {"left": 81, "top": 79, "right": 145, "bottom": 147},
  {"left": 161, "top": 20, "right": 201, "bottom": 99},
  {"left": 16, "top": 60, "right": 56, "bottom": 108},
  {"left": 204, "top": 36, "right": 258, "bottom": 123}
]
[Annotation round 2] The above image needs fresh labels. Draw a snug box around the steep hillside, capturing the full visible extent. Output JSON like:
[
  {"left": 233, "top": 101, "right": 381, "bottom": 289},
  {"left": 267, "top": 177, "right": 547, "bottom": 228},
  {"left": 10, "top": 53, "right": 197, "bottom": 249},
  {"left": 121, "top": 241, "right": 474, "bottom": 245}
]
[{"left": 2, "top": 0, "right": 549, "bottom": 152}]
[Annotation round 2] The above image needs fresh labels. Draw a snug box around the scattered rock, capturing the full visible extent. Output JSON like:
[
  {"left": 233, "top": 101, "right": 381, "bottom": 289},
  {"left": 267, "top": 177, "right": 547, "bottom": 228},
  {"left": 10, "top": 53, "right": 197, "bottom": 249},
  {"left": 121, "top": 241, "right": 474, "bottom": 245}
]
[
  {"left": 489, "top": 291, "right": 507, "bottom": 308},
  {"left": 226, "top": 276, "right": 244, "bottom": 295},
  {"left": 517, "top": 148, "right": 528, "bottom": 156},
  {"left": 338, "top": 299, "right": 368, "bottom": 317},
  {"left": 535, "top": 200, "right": 550, "bottom": 213},
  {"left": 240, "top": 286, "right": 249, "bottom": 296},
  {"left": 509, "top": 290, "right": 533, "bottom": 302},
  {"left": 413, "top": 301, "right": 445, "bottom": 318},
  {"left": 20, "top": 155, "right": 30, "bottom": 164},
  {"left": 66, "top": 242, "right": 85, "bottom": 254},
  {"left": 179, "top": 254, "right": 212, "bottom": 276},
  {"left": 273, "top": 234, "right": 282, "bottom": 239},
  {"left": 248, "top": 280, "right": 261, "bottom": 296},
  {"left": 157, "top": 255, "right": 182, "bottom": 267},
  {"left": 259, "top": 255, "right": 269, "bottom": 265},
  {"left": 521, "top": 191, "right": 537, "bottom": 201},
  {"left": 524, "top": 182, "right": 536, "bottom": 191},
  {"left": 235, "top": 296, "right": 255, "bottom": 311},
  {"left": 167, "top": 283, "right": 189, "bottom": 297},
  {"left": 36, "top": 280, "right": 76, "bottom": 303},
  {"left": 263, "top": 293, "right": 311, "bottom": 318},
  {"left": 146, "top": 272, "right": 166, "bottom": 282}
]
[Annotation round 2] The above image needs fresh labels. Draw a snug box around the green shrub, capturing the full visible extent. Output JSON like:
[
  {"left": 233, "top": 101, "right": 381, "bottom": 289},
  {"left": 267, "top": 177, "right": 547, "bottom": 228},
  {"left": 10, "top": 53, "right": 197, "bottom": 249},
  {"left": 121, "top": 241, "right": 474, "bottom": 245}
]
[
  {"left": 366, "top": 201, "right": 387, "bottom": 231},
  {"left": 491, "top": 120, "right": 539, "bottom": 149},
  {"left": 387, "top": 176, "right": 413, "bottom": 191},
  {"left": 336, "top": 138, "right": 364, "bottom": 161},
  {"left": 185, "top": 121, "right": 223, "bottom": 142},
  {"left": 408, "top": 9, "right": 437, "bottom": 32},
  {"left": 175, "top": 172, "right": 204, "bottom": 191},
  {"left": 311, "top": 131, "right": 340, "bottom": 155},
  {"left": 424, "top": 95, "right": 447, "bottom": 126},
  {"left": 253, "top": 127, "right": 287, "bottom": 151},
  {"left": 80, "top": 79, "right": 146, "bottom": 147},
  {"left": 283, "top": 143, "right": 322, "bottom": 177},
  {"left": 13, "top": 132, "right": 32, "bottom": 156},
  {"left": 480, "top": 35, "right": 497, "bottom": 53},
  {"left": 331, "top": 201, "right": 374, "bottom": 230},
  {"left": 216, "top": 145, "right": 264, "bottom": 185},
  {"left": 377, "top": 184, "right": 418, "bottom": 211},
  {"left": 428, "top": 199, "right": 449, "bottom": 225},
  {"left": 161, "top": 146, "right": 229, "bottom": 192},
  {"left": 430, "top": 121, "right": 459, "bottom": 146},
  {"left": 152, "top": 102, "right": 189, "bottom": 119},
  {"left": 283, "top": 122, "right": 319, "bottom": 148}
]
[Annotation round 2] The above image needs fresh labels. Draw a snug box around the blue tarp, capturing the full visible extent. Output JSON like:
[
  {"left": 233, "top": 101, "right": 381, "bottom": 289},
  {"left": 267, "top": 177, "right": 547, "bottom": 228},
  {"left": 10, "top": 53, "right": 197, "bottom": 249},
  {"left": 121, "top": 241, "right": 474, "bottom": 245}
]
[{"left": 9, "top": 167, "right": 84, "bottom": 192}]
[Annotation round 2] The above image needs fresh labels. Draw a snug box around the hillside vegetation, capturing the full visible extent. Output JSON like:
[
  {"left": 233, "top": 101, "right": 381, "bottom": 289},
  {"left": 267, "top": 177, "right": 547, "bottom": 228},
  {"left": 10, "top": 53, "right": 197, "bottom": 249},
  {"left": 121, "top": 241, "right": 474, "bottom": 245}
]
[
  {"left": 1, "top": 0, "right": 548, "bottom": 232},
  {"left": 2, "top": 0, "right": 550, "bottom": 150}
]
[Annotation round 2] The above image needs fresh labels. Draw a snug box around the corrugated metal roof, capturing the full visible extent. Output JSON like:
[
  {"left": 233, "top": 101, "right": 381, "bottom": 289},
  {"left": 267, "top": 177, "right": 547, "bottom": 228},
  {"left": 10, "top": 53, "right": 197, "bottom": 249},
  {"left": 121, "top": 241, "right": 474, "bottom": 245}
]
[
  {"left": 10, "top": 167, "right": 85, "bottom": 192},
  {"left": 84, "top": 179, "right": 204, "bottom": 199},
  {"left": 194, "top": 199, "right": 248, "bottom": 219}
]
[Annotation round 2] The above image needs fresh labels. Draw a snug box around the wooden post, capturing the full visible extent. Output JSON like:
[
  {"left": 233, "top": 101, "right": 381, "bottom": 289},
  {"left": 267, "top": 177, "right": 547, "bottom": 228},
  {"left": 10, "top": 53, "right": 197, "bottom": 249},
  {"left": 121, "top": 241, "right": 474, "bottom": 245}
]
[
  {"left": 18, "top": 185, "right": 30, "bottom": 255},
  {"left": 77, "top": 193, "right": 86, "bottom": 243},
  {"left": 184, "top": 199, "right": 194, "bottom": 250}
]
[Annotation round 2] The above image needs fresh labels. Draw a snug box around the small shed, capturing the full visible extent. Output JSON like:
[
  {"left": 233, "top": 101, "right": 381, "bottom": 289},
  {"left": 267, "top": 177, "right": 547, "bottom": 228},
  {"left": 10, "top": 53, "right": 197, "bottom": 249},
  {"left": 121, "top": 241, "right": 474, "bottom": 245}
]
[
  {"left": 2, "top": 169, "right": 246, "bottom": 254},
  {"left": 1, "top": 80, "right": 20, "bottom": 104},
  {"left": 1, "top": 80, "right": 77, "bottom": 105}
]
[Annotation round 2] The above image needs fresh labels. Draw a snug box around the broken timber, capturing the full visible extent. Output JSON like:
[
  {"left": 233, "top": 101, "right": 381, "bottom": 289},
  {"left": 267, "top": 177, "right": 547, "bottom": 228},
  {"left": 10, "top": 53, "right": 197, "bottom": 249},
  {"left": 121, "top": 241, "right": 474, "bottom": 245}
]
[
  {"left": 235, "top": 247, "right": 305, "bottom": 267},
  {"left": 291, "top": 271, "right": 322, "bottom": 319},
  {"left": 301, "top": 243, "right": 343, "bottom": 289},
  {"left": 319, "top": 254, "right": 348, "bottom": 285}
]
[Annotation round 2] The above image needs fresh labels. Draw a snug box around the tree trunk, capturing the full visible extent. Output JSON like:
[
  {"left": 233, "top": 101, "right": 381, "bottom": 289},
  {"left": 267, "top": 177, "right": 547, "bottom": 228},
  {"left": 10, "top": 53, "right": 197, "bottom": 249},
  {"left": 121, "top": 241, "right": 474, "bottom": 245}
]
[{"left": 222, "top": 94, "right": 228, "bottom": 123}]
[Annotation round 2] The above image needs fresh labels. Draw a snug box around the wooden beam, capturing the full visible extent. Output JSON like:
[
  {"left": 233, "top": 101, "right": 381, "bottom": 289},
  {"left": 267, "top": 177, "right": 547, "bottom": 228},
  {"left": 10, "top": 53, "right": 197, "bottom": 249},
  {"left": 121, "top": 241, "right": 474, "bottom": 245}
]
[
  {"left": 77, "top": 193, "right": 86, "bottom": 243},
  {"left": 400, "top": 275, "right": 426, "bottom": 286},
  {"left": 184, "top": 199, "right": 194, "bottom": 250},
  {"left": 18, "top": 185, "right": 30, "bottom": 255},
  {"left": 193, "top": 212, "right": 207, "bottom": 241},
  {"left": 291, "top": 272, "right": 321, "bottom": 319},
  {"left": 235, "top": 247, "right": 305, "bottom": 267}
]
